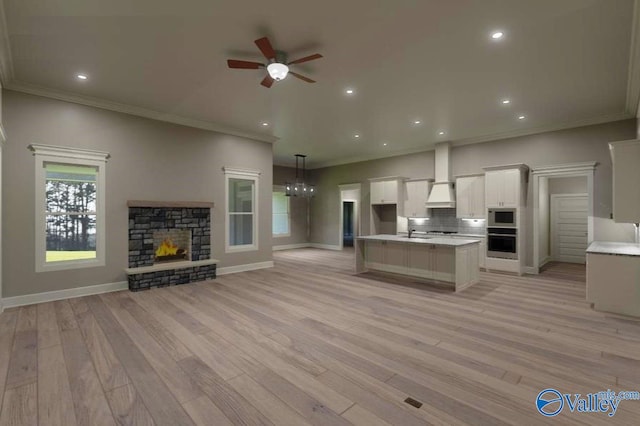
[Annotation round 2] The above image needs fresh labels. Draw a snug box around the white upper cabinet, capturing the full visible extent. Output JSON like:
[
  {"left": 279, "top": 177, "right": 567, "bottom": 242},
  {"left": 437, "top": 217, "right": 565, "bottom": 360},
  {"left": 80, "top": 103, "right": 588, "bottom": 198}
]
[
  {"left": 456, "top": 175, "right": 485, "bottom": 219},
  {"left": 610, "top": 139, "right": 640, "bottom": 223},
  {"left": 483, "top": 165, "right": 528, "bottom": 208},
  {"left": 369, "top": 177, "right": 403, "bottom": 205},
  {"left": 403, "top": 179, "right": 432, "bottom": 218}
]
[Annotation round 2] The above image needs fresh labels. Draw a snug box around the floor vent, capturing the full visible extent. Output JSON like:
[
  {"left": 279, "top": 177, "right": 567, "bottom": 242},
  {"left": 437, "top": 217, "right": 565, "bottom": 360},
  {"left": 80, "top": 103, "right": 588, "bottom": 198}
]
[{"left": 404, "top": 397, "right": 423, "bottom": 408}]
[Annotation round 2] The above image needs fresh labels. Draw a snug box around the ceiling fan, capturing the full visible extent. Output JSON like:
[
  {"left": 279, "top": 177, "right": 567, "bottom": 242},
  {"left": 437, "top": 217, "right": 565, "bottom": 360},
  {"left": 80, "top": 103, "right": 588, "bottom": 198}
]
[{"left": 227, "top": 37, "right": 323, "bottom": 88}]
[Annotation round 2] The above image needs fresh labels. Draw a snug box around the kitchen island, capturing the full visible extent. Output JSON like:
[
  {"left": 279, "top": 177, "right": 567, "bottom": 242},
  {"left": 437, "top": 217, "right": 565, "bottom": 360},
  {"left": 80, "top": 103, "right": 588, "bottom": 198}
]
[
  {"left": 586, "top": 241, "right": 640, "bottom": 317},
  {"left": 355, "top": 234, "right": 481, "bottom": 292}
]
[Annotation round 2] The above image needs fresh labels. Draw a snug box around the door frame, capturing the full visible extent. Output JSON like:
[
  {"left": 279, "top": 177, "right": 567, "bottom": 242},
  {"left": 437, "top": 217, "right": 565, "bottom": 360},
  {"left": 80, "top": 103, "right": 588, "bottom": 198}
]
[
  {"left": 550, "top": 193, "right": 588, "bottom": 263},
  {"left": 531, "top": 162, "right": 596, "bottom": 274},
  {"left": 339, "top": 183, "right": 361, "bottom": 249},
  {"left": 0, "top": 126, "right": 4, "bottom": 312}
]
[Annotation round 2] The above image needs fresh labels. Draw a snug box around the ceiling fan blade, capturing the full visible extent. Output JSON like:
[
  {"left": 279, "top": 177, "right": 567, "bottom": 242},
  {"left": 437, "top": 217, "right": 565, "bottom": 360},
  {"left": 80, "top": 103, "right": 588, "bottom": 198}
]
[
  {"left": 254, "top": 37, "right": 276, "bottom": 60},
  {"left": 227, "top": 59, "right": 263, "bottom": 69},
  {"left": 287, "top": 53, "right": 323, "bottom": 65},
  {"left": 289, "top": 71, "right": 316, "bottom": 83},
  {"left": 260, "top": 74, "right": 274, "bottom": 88}
]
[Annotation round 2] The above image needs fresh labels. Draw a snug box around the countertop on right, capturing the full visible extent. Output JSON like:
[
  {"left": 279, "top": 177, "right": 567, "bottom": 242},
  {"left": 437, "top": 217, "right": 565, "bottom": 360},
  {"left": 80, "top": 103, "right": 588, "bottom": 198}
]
[{"left": 586, "top": 241, "right": 640, "bottom": 257}]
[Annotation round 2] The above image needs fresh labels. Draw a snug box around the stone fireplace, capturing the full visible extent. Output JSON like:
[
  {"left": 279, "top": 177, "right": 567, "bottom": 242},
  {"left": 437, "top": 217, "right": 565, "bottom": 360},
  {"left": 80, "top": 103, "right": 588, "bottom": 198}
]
[{"left": 125, "top": 201, "right": 218, "bottom": 291}]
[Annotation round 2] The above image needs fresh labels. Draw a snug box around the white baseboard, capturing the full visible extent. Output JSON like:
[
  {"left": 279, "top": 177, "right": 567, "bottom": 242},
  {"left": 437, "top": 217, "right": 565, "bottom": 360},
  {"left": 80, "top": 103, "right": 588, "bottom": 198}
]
[
  {"left": 524, "top": 266, "right": 538, "bottom": 275},
  {"left": 272, "top": 243, "right": 311, "bottom": 251},
  {"left": 309, "top": 243, "right": 342, "bottom": 251},
  {"left": 1, "top": 281, "right": 128, "bottom": 310},
  {"left": 217, "top": 261, "right": 274, "bottom": 276}
]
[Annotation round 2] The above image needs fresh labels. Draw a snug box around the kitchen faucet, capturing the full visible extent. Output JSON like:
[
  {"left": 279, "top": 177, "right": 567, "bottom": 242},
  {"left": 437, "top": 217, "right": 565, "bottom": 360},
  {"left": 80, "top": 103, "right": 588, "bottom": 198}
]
[{"left": 408, "top": 228, "right": 416, "bottom": 239}]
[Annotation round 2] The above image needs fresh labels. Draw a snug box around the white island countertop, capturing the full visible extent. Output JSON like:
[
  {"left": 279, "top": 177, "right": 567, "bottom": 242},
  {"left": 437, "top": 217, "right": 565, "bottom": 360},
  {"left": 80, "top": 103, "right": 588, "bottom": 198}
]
[
  {"left": 357, "top": 234, "right": 480, "bottom": 247},
  {"left": 586, "top": 241, "right": 640, "bottom": 257}
]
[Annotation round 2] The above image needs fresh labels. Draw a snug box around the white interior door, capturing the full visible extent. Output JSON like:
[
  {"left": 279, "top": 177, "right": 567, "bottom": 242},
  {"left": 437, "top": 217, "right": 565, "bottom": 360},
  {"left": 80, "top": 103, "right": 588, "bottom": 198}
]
[{"left": 550, "top": 194, "right": 588, "bottom": 264}]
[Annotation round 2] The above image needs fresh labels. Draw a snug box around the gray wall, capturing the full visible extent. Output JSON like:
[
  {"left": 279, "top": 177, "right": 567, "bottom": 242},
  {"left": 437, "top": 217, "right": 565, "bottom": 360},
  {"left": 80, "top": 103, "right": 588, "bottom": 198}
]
[
  {"left": 272, "top": 165, "right": 309, "bottom": 246},
  {"left": 2, "top": 90, "right": 274, "bottom": 298},
  {"left": 548, "top": 176, "right": 588, "bottom": 195},
  {"left": 309, "top": 119, "right": 638, "bottom": 266},
  {"left": 309, "top": 150, "right": 436, "bottom": 245}
]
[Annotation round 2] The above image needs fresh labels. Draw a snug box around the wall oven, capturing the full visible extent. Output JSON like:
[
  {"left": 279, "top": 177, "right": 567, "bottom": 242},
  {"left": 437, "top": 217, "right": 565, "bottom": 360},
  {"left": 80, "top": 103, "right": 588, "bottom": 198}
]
[
  {"left": 487, "top": 227, "right": 517, "bottom": 259},
  {"left": 488, "top": 208, "right": 516, "bottom": 227}
]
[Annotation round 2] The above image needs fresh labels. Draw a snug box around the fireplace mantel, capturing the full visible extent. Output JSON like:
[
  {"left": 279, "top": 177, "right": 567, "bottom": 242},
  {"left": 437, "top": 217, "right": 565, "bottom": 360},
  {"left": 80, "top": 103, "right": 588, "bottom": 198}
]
[{"left": 127, "top": 200, "right": 214, "bottom": 208}]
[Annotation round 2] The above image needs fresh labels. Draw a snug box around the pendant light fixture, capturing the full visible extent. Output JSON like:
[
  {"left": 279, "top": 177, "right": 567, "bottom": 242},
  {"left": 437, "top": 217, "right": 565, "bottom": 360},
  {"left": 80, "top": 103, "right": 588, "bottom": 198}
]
[{"left": 285, "top": 154, "right": 315, "bottom": 197}]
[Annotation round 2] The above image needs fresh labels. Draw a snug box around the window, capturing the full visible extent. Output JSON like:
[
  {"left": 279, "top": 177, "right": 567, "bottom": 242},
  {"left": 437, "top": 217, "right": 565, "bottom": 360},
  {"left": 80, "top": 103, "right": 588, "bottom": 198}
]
[
  {"left": 224, "top": 167, "right": 260, "bottom": 252},
  {"left": 272, "top": 188, "right": 290, "bottom": 237},
  {"left": 30, "top": 144, "right": 109, "bottom": 272}
]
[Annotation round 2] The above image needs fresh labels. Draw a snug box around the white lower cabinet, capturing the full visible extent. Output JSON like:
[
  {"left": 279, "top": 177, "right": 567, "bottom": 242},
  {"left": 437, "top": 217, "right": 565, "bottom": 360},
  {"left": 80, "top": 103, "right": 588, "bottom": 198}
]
[
  {"left": 359, "top": 238, "right": 480, "bottom": 292},
  {"left": 452, "top": 236, "right": 486, "bottom": 269},
  {"left": 406, "top": 244, "right": 454, "bottom": 282}
]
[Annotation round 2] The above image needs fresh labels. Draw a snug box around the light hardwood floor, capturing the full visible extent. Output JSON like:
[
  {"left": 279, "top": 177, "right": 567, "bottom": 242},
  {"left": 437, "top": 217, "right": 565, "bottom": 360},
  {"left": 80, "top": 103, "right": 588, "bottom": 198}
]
[{"left": 1, "top": 248, "right": 639, "bottom": 425}]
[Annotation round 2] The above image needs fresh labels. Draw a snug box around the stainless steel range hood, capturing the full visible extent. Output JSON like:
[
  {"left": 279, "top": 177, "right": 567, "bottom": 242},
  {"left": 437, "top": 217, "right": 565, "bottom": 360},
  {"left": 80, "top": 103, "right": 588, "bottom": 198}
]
[{"left": 426, "top": 142, "right": 456, "bottom": 208}]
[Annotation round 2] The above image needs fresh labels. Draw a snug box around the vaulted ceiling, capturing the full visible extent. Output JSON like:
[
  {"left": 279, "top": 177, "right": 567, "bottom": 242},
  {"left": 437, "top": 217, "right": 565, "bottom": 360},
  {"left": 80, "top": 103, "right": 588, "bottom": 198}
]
[{"left": 0, "top": 0, "right": 638, "bottom": 168}]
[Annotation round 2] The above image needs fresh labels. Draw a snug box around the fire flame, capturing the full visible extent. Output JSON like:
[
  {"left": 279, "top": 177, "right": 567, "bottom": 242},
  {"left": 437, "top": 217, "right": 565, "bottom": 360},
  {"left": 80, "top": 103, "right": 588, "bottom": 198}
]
[{"left": 156, "top": 238, "right": 178, "bottom": 257}]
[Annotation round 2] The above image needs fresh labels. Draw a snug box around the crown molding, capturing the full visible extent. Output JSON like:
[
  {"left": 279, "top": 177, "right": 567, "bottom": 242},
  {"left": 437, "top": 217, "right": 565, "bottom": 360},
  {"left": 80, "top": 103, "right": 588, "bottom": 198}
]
[
  {"left": 307, "top": 112, "right": 634, "bottom": 169},
  {"left": 451, "top": 112, "right": 634, "bottom": 148},
  {"left": 4, "top": 80, "right": 278, "bottom": 144},
  {"left": 626, "top": 0, "right": 640, "bottom": 116}
]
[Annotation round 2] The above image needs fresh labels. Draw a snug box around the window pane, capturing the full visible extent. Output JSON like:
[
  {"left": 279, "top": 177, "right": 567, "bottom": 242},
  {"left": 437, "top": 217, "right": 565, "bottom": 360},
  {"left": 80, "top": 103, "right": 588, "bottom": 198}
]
[
  {"left": 229, "top": 214, "right": 253, "bottom": 246},
  {"left": 46, "top": 180, "right": 97, "bottom": 213},
  {"left": 46, "top": 214, "right": 97, "bottom": 262},
  {"left": 273, "top": 192, "right": 288, "bottom": 214},
  {"left": 229, "top": 179, "right": 253, "bottom": 213},
  {"left": 273, "top": 213, "right": 289, "bottom": 235}
]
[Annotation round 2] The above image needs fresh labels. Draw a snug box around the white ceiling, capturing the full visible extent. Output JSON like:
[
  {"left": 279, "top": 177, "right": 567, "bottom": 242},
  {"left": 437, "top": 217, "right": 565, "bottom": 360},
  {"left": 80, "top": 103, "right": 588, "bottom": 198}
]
[{"left": 0, "top": 0, "right": 638, "bottom": 168}]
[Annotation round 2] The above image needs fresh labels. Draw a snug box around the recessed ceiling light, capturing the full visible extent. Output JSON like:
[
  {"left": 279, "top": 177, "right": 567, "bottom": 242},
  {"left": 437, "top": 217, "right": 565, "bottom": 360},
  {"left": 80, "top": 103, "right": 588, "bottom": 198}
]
[
  {"left": 261, "top": 122, "right": 269, "bottom": 126},
  {"left": 76, "top": 74, "right": 88, "bottom": 80},
  {"left": 414, "top": 120, "right": 422, "bottom": 125},
  {"left": 491, "top": 31, "right": 504, "bottom": 40},
  {"left": 383, "top": 142, "right": 388, "bottom": 146},
  {"left": 354, "top": 134, "right": 360, "bottom": 138},
  {"left": 518, "top": 115, "right": 526, "bottom": 120},
  {"left": 438, "top": 131, "right": 445, "bottom": 136},
  {"left": 501, "top": 99, "right": 511, "bottom": 105},
  {"left": 345, "top": 88, "right": 354, "bottom": 95}
]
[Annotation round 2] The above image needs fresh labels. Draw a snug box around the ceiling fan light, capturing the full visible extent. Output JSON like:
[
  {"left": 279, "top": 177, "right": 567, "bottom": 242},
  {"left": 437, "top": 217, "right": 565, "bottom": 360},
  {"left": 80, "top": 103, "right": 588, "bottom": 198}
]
[{"left": 267, "top": 63, "right": 289, "bottom": 81}]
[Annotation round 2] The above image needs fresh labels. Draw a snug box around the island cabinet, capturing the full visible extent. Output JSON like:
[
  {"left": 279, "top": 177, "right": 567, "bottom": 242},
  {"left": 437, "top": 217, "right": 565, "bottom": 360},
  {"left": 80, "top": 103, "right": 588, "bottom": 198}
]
[
  {"left": 364, "top": 240, "right": 407, "bottom": 275},
  {"left": 356, "top": 236, "right": 480, "bottom": 292},
  {"left": 407, "top": 243, "right": 454, "bottom": 282},
  {"left": 455, "top": 174, "right": 485, "bottom": 219}
]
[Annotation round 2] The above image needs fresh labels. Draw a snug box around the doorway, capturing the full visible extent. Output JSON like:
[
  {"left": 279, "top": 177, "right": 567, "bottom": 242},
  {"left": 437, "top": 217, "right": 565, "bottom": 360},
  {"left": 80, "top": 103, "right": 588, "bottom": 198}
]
[
  {"left": 531, "top": 162, "right": 596, "bottom": 274},
  {"left": 339, "top": 183, "right": 361, "bottom": 250},
  {"left": 550, "top": 194, "right": 588, "bottom": 264},
  {"left": 343, "top": 201, "right": 354, "bottom": 247}
]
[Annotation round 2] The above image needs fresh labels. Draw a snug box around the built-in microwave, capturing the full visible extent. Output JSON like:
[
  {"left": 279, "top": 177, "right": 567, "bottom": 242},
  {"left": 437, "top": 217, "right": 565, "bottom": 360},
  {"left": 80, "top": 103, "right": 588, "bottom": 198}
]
[{"left": 488, "top": 208, "right": 516, "bottom": 227}]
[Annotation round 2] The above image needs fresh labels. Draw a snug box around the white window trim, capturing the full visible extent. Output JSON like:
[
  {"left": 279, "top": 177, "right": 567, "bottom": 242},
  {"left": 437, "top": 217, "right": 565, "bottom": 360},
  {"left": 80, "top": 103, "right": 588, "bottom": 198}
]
[
  {"left": 272, "top": 185, "right": 291, "bottom": 238},
  {"left": 224, "top": 167, "right": 260, "bottom": 253},
  {"left": 29, "top": 144, "right": 110, "bottom": 272}
]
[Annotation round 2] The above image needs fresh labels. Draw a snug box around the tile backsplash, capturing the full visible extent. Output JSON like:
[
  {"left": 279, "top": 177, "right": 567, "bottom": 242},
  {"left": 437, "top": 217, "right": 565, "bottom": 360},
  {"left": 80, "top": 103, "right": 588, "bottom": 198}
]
[{"left": 407, "top": 208, "right": 486, "bottom": 235}]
